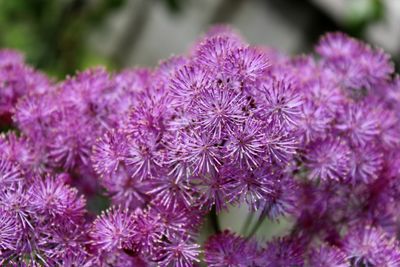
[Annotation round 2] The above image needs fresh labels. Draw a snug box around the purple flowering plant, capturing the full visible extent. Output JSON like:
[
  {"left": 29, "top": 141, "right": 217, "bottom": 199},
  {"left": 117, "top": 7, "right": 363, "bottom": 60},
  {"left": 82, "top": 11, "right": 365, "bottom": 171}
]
[{"left": 1, "top": 26, "right": 400, "bottom": 266}]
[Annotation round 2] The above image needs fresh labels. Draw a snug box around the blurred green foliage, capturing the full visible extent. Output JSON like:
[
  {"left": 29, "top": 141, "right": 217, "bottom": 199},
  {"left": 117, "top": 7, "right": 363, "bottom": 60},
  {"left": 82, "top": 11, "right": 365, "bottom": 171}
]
[
  {"left": 344, "top": 0, "right": 384, "bottom": 36},
  {"left": 163, "top": 0, "right": 185, "bottom": 13},
  {"left": 0, "top": 0, "right": 126, "bottom": 78},
  {"left": 0, "top": 0, "right": 391, "bottom": 78}
]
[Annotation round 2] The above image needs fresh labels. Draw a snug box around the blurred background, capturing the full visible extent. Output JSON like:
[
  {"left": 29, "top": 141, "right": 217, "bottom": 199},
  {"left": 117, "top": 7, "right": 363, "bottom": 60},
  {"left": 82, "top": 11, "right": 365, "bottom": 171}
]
[{"left": 0, "top": 0, "right": 399, "bottom": 79}]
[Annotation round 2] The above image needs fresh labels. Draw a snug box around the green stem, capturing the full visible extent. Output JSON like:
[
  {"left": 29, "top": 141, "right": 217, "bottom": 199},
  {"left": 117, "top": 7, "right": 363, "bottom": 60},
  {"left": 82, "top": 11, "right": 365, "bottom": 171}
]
[
  {"left": 241, "top": 212, "right": 254, "bottom": 235},
  {"left": 247, "top": 211, "right": 268, "bottom": 239},
  {"left": 209, "top": 205, "right": 221, "bottom": 234}
]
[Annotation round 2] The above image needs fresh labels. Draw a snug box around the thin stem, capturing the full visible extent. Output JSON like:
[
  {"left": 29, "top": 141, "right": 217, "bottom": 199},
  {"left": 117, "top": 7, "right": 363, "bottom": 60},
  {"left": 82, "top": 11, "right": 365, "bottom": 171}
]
[
  {"left": 241, "top": 212, "right": 255, "bottom": 235},
  {"left": 247, "top": 211, "right": 268, "bottom": 239},
  {"left": 209, "top": 205, "right": 221, "bottom": 234}
]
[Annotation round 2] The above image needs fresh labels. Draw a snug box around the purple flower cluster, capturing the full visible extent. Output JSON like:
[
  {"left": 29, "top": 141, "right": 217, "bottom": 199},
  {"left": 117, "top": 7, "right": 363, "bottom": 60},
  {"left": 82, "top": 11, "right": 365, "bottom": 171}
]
[
  {"left": 1, "top": 26, "right": 400, "bottom": 266},
  {"left": 0, "top": 50, "right": 49, "bottom": 126},
  {"left": 0, "top": 159, "right": 87, "bottom": 265}
]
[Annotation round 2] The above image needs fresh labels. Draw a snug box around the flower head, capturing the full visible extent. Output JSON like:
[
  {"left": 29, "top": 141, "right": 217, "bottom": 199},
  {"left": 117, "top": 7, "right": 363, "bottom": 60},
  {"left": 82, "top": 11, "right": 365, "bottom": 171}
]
[
  {"left": 147, "top": 172, "right": 195, "bottom": 210},
  {"left": 0, "top": 158, "right": 23, "bottom": 190},
  {"left": 181, "top": 130, "right": 222, "bottom": 175},
  {"left": 259, "top": 237, "right": 304, "bottom": 267},
  {"left": 224, "top": 46, "right": 269, "bottom": 84},
  {"left": 224, "top": 119, "right": 265, "bottom": 170},
  {"left": 257, "top": 78, "right": 303, "bottom": 128},
  {"left": 0, "top": 49, "right": 24, "bottom": 66},
  {"left": 335, "top": 103, "right": 379, "bottom": 146},
  {"left": 308, "top": 245, "right": 349, "bottom": 267},
  {"left": 194, "top": 35, "right": 242, "bottom": 73},
  {"left": 90, "top": 207, "right": 134, "bottom": 252},
  {"left": 0, "top": 210, "right": 20, "bottom": 250},
  {"left": 343, "top": 226, "right": 400, "bottom": 267},
  {"left": 305, "top": 138, "right": 351, "bottom": 181},
  {"left": 92, "top": 129, "right": 129, "bottom": 178},
  {"left": 154, "top": 235, "right": 200, "bottom": 267},
  {"left": 204, "top": 230, "right": 257, "bottom": 267},
  {"left": 193, "top": 87, "right": 246, "bottom": 139},
  {"left": 169, "top": 65, "right": 211, "bottom": 109},
  {"left": 30, "top": 175, "right": 86, "bottom": 224}
]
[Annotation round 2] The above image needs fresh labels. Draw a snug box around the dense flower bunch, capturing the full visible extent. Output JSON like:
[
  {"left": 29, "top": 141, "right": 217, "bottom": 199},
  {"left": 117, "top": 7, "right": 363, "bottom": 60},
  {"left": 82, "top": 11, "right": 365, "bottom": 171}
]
[
  {"left": 1, "top": 26, "right": 400, "bottom": 266},
  {"left": 0, "top": 50, "right": 50, "bottom": 126}
]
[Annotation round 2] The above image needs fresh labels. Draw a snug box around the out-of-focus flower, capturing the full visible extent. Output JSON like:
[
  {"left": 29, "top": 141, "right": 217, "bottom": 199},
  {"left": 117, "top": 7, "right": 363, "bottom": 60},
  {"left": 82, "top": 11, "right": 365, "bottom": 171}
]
[
  {"left": 343, "top": 226, "right": 400, "bottom": 267},
  {"left": 308, "top": 245, "right": 349, "bottom": 267},
  {"left": 204, "top": 230, "right": 257, "bottom": 267},
  {"left": 258, "top": 237, "right": 304, "bottom": 267},
  {"left": 305, "top": 138, "right": 351, "bottom": 181}
]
